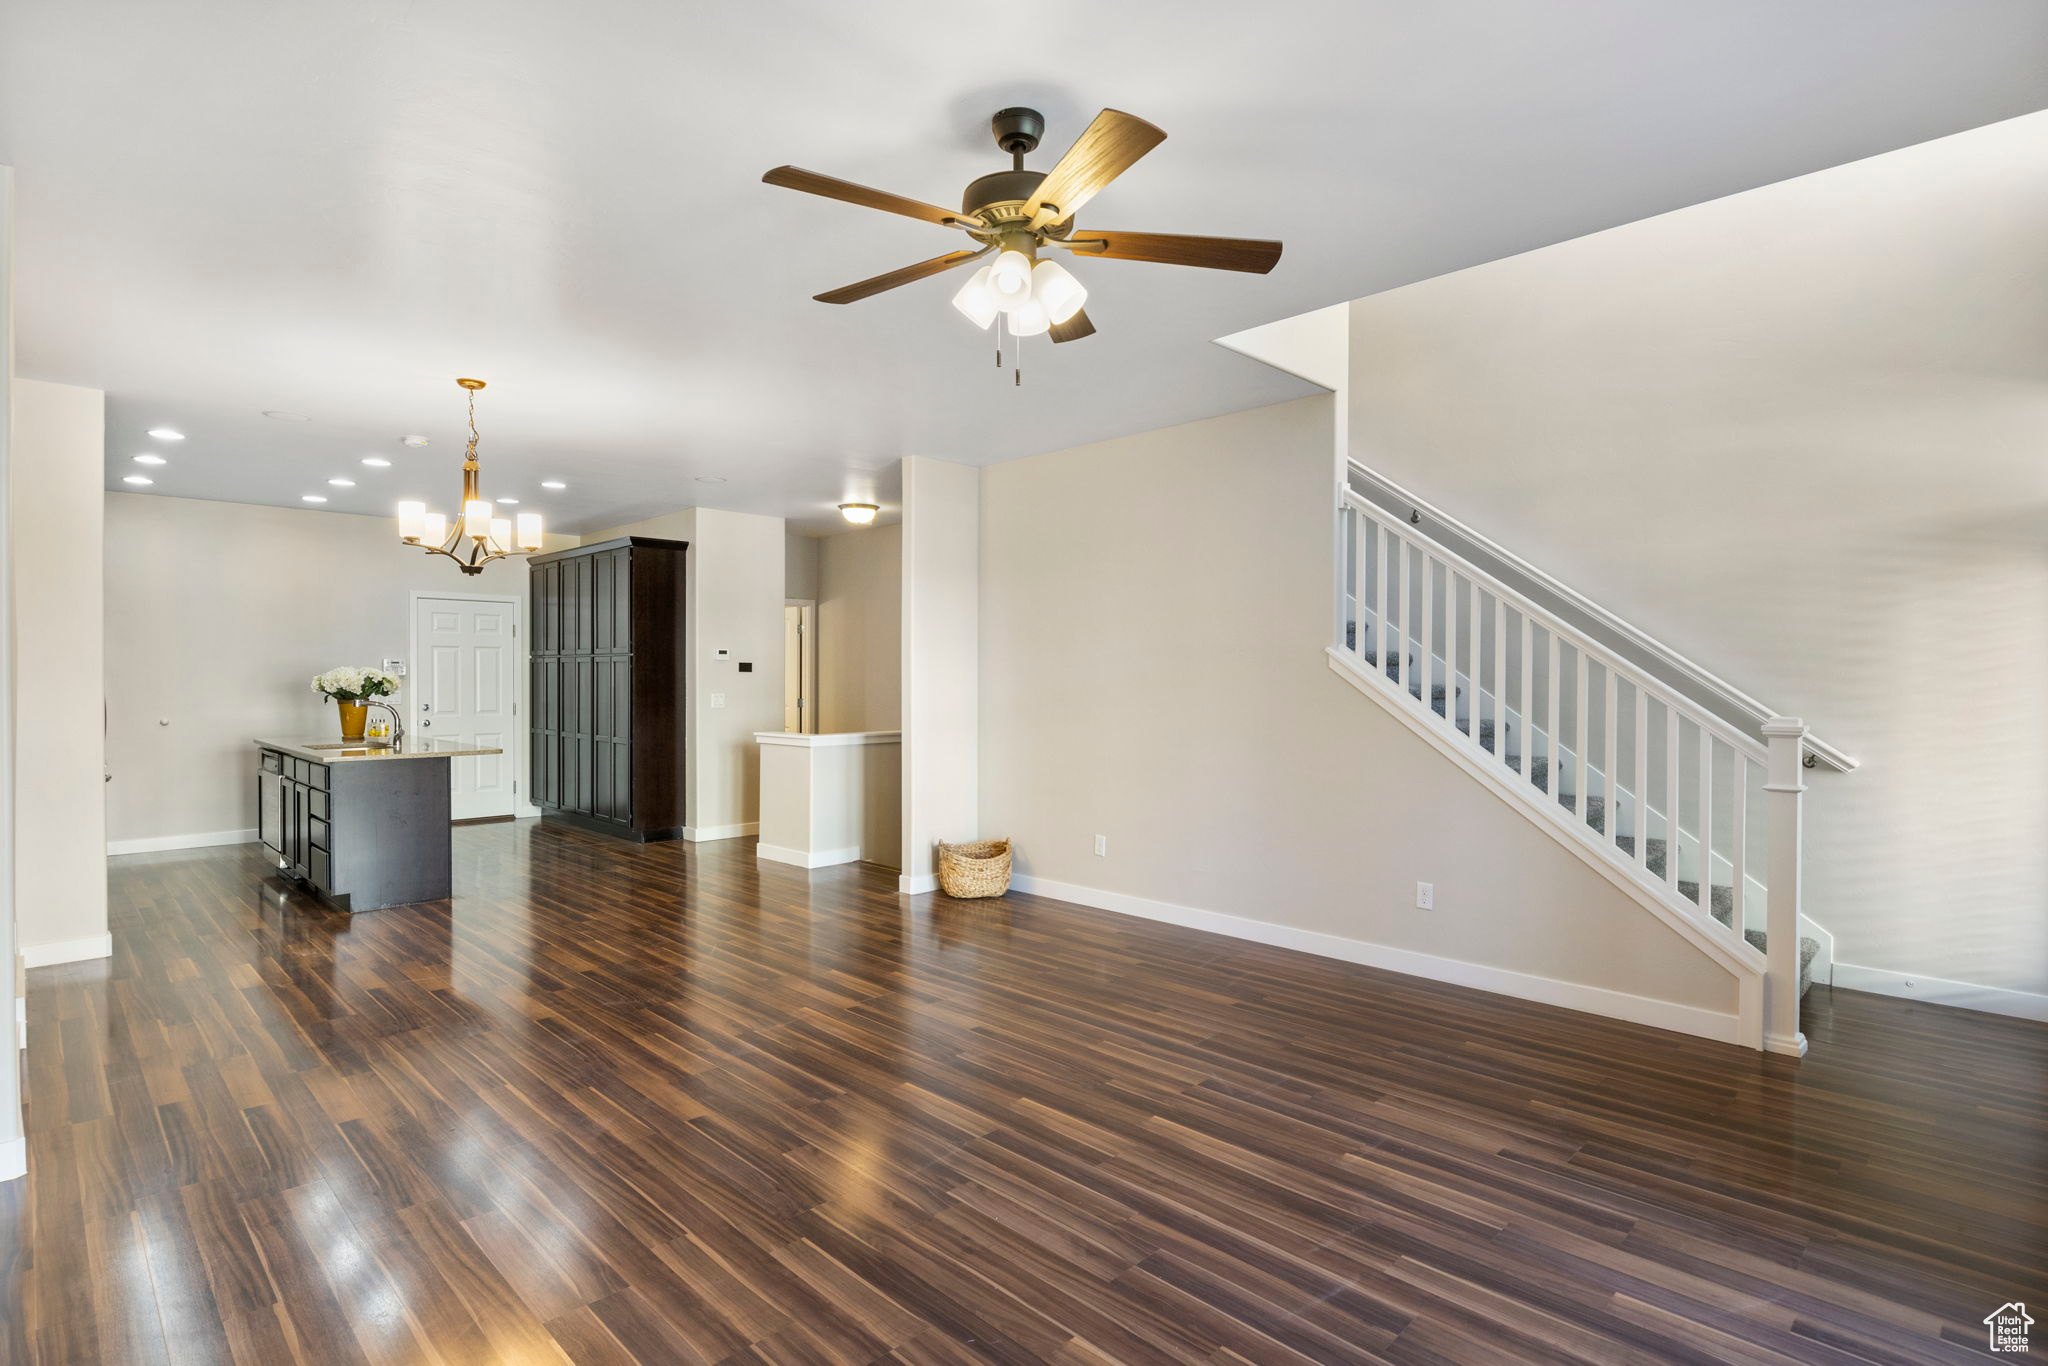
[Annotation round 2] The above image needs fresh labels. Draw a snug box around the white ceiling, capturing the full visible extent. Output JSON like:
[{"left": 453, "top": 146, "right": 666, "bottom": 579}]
[{"left": 3, "top": 1, "right": 2043, "bottom": 534}]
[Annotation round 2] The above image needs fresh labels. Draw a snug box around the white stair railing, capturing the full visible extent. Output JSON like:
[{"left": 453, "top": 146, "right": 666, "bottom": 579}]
[{"left": 1335, "top": 491, "right": 1806, "bottom": 1054}]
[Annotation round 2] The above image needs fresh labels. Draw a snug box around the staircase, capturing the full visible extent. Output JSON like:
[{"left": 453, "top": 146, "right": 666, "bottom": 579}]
[{"left": 1334, "top": 488, "right": 1833, "bottom": 1055}]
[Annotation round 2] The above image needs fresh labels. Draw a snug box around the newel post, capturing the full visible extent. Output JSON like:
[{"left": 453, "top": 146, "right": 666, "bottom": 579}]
[{"left": 1761, "top": 717, "right": 1809, "bottom": 1058}]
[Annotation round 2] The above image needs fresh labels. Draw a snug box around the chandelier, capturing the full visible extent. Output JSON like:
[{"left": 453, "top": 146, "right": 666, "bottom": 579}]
[{"left": 396, "top": 378, "right": 543, "bottom": 575}]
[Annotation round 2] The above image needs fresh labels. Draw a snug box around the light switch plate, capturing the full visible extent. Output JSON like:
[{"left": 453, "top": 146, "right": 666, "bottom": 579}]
[{"left": 710, "top": 693, "right": 726, "bottom": 709}]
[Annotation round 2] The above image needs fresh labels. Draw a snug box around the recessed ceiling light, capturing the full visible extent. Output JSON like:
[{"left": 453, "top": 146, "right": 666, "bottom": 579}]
[
  {"left": 361, "top": 456, "right": 391, "bottom": 467},
  {"left": 496, "top": 497, "right": 519, "bottom": 504},
  {"left": 540, "top": 480, "right": 566, "bottom": 490},
  {"left": 132, "top": 453, "right": 166, "bottom": 465},
  {"left": 401, "top": 435, "right": 430, "bottom": 447},
  {"left": 301, "top": 494, "right": 327, "bottom": 503},
  {"left": 146, "top": 428, "right": 184, "bottom": 441},
  {"left": 123, "top": 474, "right": 154, "bottom": 486},
  {"left": 328, "top": 477, "right": 355, "bottom": 487},
  {"left": 694, "top": 475, "right": 727, "bottom": 484},
  {"left": 263, "top": 410, "right": 311, "bottom": 422}
]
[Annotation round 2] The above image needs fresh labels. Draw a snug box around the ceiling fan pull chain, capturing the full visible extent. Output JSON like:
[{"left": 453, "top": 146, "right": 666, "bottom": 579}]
[
  {"left": 994, "top": 312, "right": 1003, "bottom": 370},
  {"left": 1015, "top": 332, "right": 1023, "bottom": 387}
]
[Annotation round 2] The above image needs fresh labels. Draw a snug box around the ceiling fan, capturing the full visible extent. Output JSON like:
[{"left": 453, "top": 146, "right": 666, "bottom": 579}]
[{"left": 763, "top": 107, "right": 1282, "bottom": 347}]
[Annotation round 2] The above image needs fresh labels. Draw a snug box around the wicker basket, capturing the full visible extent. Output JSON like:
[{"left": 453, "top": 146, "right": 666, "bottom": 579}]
[{"left": 935, "top": 839, "right": 1012, "bottom": 899}]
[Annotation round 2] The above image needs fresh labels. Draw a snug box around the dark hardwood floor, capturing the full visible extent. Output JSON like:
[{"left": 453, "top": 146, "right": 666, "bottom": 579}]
[{"left": 5, "top": 823, "right": 2044, "bottom": 1365}]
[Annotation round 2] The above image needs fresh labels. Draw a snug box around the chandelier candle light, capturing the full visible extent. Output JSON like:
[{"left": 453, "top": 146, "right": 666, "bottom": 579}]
[{"left": 396, "top": 378, "right": 544, "bottom": 574}]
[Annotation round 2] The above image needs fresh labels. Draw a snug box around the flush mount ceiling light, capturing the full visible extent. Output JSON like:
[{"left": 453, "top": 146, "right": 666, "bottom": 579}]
[
  {"left": 132, "top": 453, "right": 166, "bottom": 465},
  {"left": 263, "top": 410, "right": 311, "bottom": 422},
  {"left": 764, "top": 107, "right": 1282, "bottom": 380},
  {"left": 401, "top": 435, "right": 431, "bottom": 447},
  {"left": 838, "top": 503, "right": 880, "bottom": 526},
  {"left": 123, "top": 474, "right": 153, "bottom": 486},
  {"left": 496, "top": 496, "right": 519, "bottom": 504},
  {"left": 396, "top": 379, "right": 543, "bottom": 575},
  {"left": 301, "top": 494, "right": 327, "bottom": 503},
  {"left": 361, "top": 456, "right": 392, "bottom": 467},
  {"left": 146, "top": 428, "right": 184, "bottom": 441},
  {"left": 328, "top": 477, "right": 355, "bottom": 487},
  {"left": 540, "top": 480, "right": 566, "bottom": 490}
]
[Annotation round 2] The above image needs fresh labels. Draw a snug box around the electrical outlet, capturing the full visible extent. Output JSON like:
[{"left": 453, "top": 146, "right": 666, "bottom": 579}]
[
  {"left": 1093, "top": 834, "right": 1107, "bottom": 857},
  {"left": 709, "top": 693, "right": 726, "bottom": 709},
  {"left": 1415, "top": 881, "right": 1435, "bottom": 910}
]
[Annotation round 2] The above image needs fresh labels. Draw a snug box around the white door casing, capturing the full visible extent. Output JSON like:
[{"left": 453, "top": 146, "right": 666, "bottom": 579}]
[{"left": 412, "top": 593, "right": 519, "bottom": 820}]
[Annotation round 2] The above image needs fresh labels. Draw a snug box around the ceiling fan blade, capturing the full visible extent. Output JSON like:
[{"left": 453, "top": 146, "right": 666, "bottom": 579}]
[
  {"left": 763, "top": 166, "right": 966, "bottom": 227},
  {"left": 813, "top": 249, "right": 987, "bottom": 304},
  {"left": 1024, "top": 110, "right": 1166, "bottom": 231},
  {"left": 1065, "top": 230, "right": 1282, "bottom": 274},
  {"left": 1050, "top": 309, "right": 1096, "bottom": 343}
]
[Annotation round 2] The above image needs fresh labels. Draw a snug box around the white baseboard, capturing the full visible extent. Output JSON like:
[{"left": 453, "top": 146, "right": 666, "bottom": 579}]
[
  {"left": 898, "top": 872, "right": 936, "bottom": 895},
  {"left": 21, "top": 934, "right": 113, "bottom": 969},
  {"left": 683, "top": 822, "right": 758, "bottom": 842},
  {"left": 1832, "top": 962, "right": 2048, "bottom": 1023},
  {"left": 0, "top": 1137, "right": 23, "bottom": 1182},
  {"left": 756, "top": 842, "right": 861, "bottom": 869},
  {"left": 1009, "top": 872, "right": 1743, "bottom": 1047},
  {"left": 108, "top": 828, "right": 257, "bottom": 856}
]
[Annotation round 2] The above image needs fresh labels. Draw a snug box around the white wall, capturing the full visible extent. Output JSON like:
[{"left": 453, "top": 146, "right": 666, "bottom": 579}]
[
  {"left": 816, "top": 523, "right": 900, "bottom": 733},
  {"left": 784, "top": 529, "right": 819, "bottom": 602},
  {"left": 1345, "top": 112, "right": 2048, "bottom": 1009},
  {"left": 899, "top": 457, "right": 980, "bottom": 890},
  {"left": 1, "top": 164, "right": 23, "bottom": 1182},
  {"left": 103, "top": 493, "right": 566, "bottom": 848},
  {"left": 589, "top": 507, "right": 785, "bottom": 838},
  {"left": 979, "top": 396, "right": 1737, "bottom": 1027},
  {"left": 11, "top": 380, "right": 106, "bottom": 964}
]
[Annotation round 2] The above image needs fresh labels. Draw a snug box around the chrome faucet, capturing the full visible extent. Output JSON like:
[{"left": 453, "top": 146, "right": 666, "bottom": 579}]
[{"left": 366, "top": 700, "right": 405, "bottom": 747}]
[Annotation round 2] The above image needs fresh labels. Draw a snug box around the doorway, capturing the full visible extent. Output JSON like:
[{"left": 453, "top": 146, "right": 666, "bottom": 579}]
[
  {"left": 411, "top": 593, "right": 521, "bottom": 820},
  {"left": 784, "top": 600, "right": 817, "bottom": 733}
]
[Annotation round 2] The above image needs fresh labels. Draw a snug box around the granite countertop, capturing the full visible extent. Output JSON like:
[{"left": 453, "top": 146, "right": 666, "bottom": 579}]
[{"left": 254, "top": 737, "right": 505, "bottom": 764}]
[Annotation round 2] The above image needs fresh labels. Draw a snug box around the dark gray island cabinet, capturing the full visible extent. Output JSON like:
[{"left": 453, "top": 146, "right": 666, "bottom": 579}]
[{"left": 254, "top": 738, "right": 503, "bottom": 911}]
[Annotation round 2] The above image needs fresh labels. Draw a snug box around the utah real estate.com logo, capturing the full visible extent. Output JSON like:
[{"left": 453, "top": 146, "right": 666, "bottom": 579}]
[{"left": 1984, "top": 1302, "right": 2032, "bottom": 1354}]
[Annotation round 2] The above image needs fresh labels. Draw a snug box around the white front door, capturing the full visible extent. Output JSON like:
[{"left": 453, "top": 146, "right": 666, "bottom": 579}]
[{"left": 415, "top": 595, "right": 518, "bottom": 820}]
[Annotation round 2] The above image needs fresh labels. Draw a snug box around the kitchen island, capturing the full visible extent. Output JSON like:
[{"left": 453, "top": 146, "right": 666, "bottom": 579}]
[{"left": 253, "top": 737, "right": 503, "bottom": 911}]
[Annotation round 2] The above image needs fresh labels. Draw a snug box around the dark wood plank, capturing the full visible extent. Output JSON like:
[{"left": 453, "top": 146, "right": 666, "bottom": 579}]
[{"left": 5, "top": 828, "right": 2045, "bottom": 1365}]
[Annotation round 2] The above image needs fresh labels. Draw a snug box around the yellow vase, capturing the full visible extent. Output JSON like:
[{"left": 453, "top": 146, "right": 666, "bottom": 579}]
[{"left": 336, "top": 700, "right": 368, "bottom": 742}]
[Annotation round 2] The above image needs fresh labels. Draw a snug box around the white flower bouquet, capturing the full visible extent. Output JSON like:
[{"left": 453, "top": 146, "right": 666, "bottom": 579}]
[{"left": 311, "top": 666, "right": 400, "bottom": 703}]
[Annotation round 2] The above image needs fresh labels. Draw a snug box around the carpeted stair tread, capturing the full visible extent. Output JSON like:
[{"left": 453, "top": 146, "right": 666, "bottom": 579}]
[{"left": 1348, "top": 625, "right": 1819, "bottom": 1001}]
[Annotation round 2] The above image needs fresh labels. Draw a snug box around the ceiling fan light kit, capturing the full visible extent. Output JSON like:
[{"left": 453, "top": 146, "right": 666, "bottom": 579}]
[
  {"left": 397, "top": 378, "right": 545, "bottom": 575},
  {"left": 765, "top": 105, "right": 1282, "bottom": 380}
]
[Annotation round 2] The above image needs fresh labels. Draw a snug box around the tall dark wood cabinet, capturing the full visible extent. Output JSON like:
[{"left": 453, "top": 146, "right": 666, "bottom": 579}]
[{"left": 528, "top": 536, "right": 688, "bottom": 841}]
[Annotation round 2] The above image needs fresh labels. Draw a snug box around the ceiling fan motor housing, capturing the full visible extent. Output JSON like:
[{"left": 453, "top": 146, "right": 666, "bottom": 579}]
[{"left": 961, "top": 169, "right": 1046, "bottom": 218}]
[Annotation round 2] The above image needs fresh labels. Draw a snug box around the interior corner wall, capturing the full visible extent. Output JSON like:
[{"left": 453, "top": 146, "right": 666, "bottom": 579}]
[
  {"left": 588, "top": 506, "right": 785, "bottom": 837},
  {"left": 10, "top": 378, "right": 106, "bottom": 966},
  {"left": 1342, "top": 112, "right": 2048, "bottom": 1005},
  {"left": 0, "top": 163, "right": 23, "bottom": 1181},
  {"left": 785, "top": 529, "right": 819, "bottom": 601},
  {"left": 977, "top": 395, "right": 1735, "bottom": 1024},
  {"left": 816, "top": 523, "right": 901, "bottom": 732},
  {"left": 900, "top": 457, "right": 979, "bottom": 890}
]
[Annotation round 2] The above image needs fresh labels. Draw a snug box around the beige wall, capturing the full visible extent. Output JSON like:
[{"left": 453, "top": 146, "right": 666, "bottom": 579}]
[
  {"left": 900, "top": 457, "right": 980, "bottom": 888},
  {"left": 103, "top": 493, "right": 567, "bottom": 846},
  {"left": 12, "top": 379, "right": 106, "bottom": 961},
  {"left": 784, "top": 529, "right": 819, "bottom": 602},
  {"left": 979, "top": 395, "right": 1734, "bottom": 1018},
  {"left": 589, "top": 507, "right": 785, "bottom": 836},
  {"left": 816, "top": 523, "right": 900, "bottom": 732},
  {"left": 0, "top": 163, "right": 18, "bottom": 1177},
  {"left": 1345, "top": 113, "right": 2048, "bottom": 1004}
]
